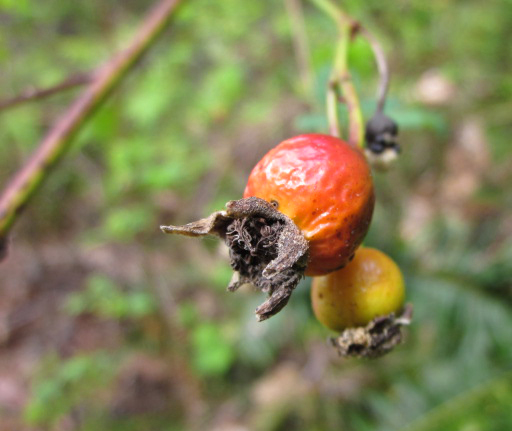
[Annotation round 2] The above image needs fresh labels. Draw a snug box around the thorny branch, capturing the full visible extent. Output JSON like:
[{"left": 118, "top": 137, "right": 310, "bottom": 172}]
[
  {"left": 0, "top": 72, "right": 93, "bottom": 112},
  {"left": 0, "top": 0, "right": 185, "bottom": 262}
]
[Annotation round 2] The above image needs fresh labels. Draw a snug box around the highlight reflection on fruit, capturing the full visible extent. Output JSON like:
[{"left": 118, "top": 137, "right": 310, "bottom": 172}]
[
  {"left": 244, "top": 134, "right": 375, "bottom": 276},
  {"left": 311, "top": 247, "right": 405, "bottom": 332}
]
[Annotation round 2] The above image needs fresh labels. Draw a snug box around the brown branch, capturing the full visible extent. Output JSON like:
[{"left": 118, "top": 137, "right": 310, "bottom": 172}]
[
  {"left": 0, "top": 0, "right": 185, "bottom": 260},
  {"left": 0, "top": 73, "right": 93, "bottom": 112},
  {"left": 358, "top": 26, "right": 390, "bottom": 113}
]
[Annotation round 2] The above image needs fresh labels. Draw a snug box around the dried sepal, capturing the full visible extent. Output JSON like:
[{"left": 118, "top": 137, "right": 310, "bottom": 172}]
[
  {"left": 160, "top": 211, "right": 231, "bottom": 237},
  {"left": 330, "top": 303, "right": 413, "bottom": 358},
  {"left": 160, "top": 197, "right": 309, "bottom": 321}
]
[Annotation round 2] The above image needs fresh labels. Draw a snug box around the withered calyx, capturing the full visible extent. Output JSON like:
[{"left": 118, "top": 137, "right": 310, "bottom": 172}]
[
  {"left": 160, "top": 197, "right": 309, "bottom": 321},
  {"left": 330, "top": 304, "right": 413, "bottom": 358}
]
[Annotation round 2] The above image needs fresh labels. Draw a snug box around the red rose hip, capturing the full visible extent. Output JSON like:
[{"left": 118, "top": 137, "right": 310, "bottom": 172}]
[{"left": 244, "top": 134, "right": 375, "bottom": 276}]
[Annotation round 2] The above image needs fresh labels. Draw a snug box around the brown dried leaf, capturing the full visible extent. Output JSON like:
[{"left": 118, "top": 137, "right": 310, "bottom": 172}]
[{"left": 160, "top": 211, "right": 231, "bottom": 237}]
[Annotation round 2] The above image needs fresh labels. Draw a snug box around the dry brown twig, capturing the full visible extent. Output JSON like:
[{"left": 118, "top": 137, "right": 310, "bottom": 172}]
[{"left": 0, "top": 72, "right": 93, "bottom": 112}]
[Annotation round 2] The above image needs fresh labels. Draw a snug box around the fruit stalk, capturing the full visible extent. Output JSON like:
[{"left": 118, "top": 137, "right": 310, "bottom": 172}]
[
  {"left": 358, "top": 26, "right": 390, "bottom": 113},
  {"left": 310, "top": 0, "right": 364, "bottom": 148},
  {"left": 0, "top": 0, "right": 185, "bottom": 253},
  {"left": 284, "top": 0, "right": 314, "bottom": 96}
]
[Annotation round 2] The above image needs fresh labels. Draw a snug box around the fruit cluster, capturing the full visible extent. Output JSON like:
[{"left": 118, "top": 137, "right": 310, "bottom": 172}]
[
  {"left": 162, "top": 133, "right": 409, "bottom": 357},
  {"left": 244, "top": 134, "right": 409, "bottom": 357}
]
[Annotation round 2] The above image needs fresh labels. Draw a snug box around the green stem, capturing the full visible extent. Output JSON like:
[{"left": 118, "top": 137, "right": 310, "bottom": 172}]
[
  {"left": 0, "top": 0, "right": 184, "bottom": 245},
  {"left": 338, "top": 62, "right": 364, "bottom": 147},
  {"left": 310, "top": 0, "right": 346, "bottom": 24},
  {"left": 326, "top": 82, "right": 340, "bottom": 137},
  {"left": 284, "top": 0, "right": 314, "bottom": 96},
  {"left": 309, "top": 0, "right": 364, "bottom": 148},
  {"left": 325, "top": 24, "right": 347, "bottom": 138}
]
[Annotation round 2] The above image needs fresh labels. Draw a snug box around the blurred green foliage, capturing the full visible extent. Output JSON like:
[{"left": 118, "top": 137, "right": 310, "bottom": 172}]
[
  {"left": 25, "top": 353, "right": 116, "bottom": 426},
  {"left": 1, "top": 0, "right": 511, "bottom": 430},
  {"left": 65, "top": 275, "right": 156, "bottom": 319}
]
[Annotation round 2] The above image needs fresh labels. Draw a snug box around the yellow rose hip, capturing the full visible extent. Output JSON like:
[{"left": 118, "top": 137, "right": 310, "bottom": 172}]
[{"left": 311, "top": 247, "right": 405, "bottom": 331}]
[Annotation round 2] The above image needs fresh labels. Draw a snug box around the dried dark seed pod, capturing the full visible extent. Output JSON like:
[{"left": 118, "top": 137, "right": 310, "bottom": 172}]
[
  {"left": 365, "top": 112, "right": 400, "bottom": 170},
  {"left": 365, "top": 112, "right": 399, "bottom": 150}
]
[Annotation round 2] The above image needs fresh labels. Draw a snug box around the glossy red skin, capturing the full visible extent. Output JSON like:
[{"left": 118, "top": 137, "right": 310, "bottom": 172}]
[{"left": 244, "top": 134, "right": 375, "bottom": 276}]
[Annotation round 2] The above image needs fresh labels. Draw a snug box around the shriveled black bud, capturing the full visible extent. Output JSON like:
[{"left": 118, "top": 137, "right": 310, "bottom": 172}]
[
  {"left": 367, "top": 139, "right": 385, "bottom": 154},
  {"left": 365, "top": 112, "right": 399, "bottom": 154}
]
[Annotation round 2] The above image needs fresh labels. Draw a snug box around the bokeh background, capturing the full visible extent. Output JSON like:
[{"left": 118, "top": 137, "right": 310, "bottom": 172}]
[{"left": 1, "top": 0, "right": 512, "bottom": 430}]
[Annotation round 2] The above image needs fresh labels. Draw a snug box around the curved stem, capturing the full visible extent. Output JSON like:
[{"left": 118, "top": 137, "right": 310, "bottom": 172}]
[
  {"left": 310, "top": 0, "right": 350, "bottom": 24},
  {"left": 336, "top": 23, "right": 364, "bottom": 147},
  {"left": 326, "top": 81, "right": 340, "bottom": 137},
  {"left": 326, "top": 25, "right": 349, "bottom": 139},
  {"left": 0, "top": 0, "right": 185, "bottom": 247},
  {"left": 359, "top": 27, "right": 389, "bottom": 113},
  {"left": 339, "top": 67, "right": 364, "bottom": 148}
]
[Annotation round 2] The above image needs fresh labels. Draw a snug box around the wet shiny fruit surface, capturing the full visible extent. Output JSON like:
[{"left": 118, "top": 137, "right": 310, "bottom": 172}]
[
  {"left": 311, "top": 247, "right": 405, "bottom": 331},
  {"left": 244, "top": 134, "right": 375, "bottom": 276}
]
